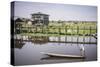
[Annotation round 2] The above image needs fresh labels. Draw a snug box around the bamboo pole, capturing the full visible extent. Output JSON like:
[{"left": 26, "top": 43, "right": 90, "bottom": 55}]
[
  {"left": 89, "top": 26, "right": 91, "bottom": 43},
  {"left": 65, "top": 26, "right": 67, "bottom": 42},
  {"left": 77, "top": 26, "right": 79, "bottom": 43},
  {"left": 71, "top": 25, "right": 73, "bottom": 43},
  {"left": 83, "top": 25, "right": 85, "bottom": 44}
]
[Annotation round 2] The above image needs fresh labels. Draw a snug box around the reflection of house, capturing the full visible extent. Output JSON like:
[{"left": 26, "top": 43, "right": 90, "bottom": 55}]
[
  {"left": 14, "top": 40, "right": 25, "bottom": 49},
  {"left": 31, "top": 36, "right": 49, "bottom": 44},
  {"left": 31, "top": 12, "right": 49, "bottom": 25}
]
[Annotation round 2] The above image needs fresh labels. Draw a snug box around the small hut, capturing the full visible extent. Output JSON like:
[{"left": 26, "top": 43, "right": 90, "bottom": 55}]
[{"left": 15, "top": 18, "right": 24, "bottom": 34}]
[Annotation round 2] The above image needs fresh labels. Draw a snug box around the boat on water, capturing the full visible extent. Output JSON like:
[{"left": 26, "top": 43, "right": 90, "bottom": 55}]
[
  {"left": 41, "top": 44, "right": 85, "bottom": 59},
  {"left": 41, "top": 52, "right": 85, "bottom": 59}
]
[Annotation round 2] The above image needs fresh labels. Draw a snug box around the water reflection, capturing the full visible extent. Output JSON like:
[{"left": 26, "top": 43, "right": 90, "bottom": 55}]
[
  {"left": 14, "top": 35, "right": 97, "bottom": 65},
  {"left": 31, "top": 36, "right": 49, "bottom": 44},
  {"left": 14, "top": 35, "right": 97, "bottom": 50},
  {"left": 41, "top": 56, "right": 85, "bottom": 60},
  {"left": 14, "top": 35, "right": 97, "bottom": 46},
  {"left": 14, "top": 40, "right": 25, "bottom": 49}
]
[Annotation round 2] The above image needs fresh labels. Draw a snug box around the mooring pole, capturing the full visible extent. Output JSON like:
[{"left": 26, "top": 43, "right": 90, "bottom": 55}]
[
  {"left": 71, "top": 26, "right": 73, "bottom": 43},
  {"left": 89, "top": 26, "right": 91, "bottom": 43},
  {"left": 83, "top": 25, "right": 85, "bottom": 44},
  {"left": 77, "top": 26, "right": 79, "bottom": 43},
  {"left": 65, "top": 26, "right": 67, "bottom": 43}
]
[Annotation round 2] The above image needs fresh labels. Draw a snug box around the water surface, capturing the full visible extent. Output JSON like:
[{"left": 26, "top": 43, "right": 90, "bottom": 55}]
[{"left": 14, "top": 36, "right": 97, "bottom": 65}]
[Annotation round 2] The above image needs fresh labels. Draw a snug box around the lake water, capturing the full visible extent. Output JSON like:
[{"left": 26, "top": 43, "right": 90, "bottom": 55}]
[{"left": 14, "top": 36, "right": 97, "bottom": 65}]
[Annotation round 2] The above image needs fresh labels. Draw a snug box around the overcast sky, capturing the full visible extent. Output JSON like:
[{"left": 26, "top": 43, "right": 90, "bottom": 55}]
[{"left": 14, "top": 1, "right": 97, "bottom": 21}]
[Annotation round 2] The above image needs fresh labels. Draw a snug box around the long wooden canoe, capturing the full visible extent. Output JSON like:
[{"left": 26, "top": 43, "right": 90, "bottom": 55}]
[{"left": 41, "top": 52, "right": 85, "bottom": 59}]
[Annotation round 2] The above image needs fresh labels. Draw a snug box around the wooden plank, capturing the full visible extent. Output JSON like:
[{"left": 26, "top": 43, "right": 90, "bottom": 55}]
[{"left": 41, "top": 52, "right": 85, "bottom": 59}]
